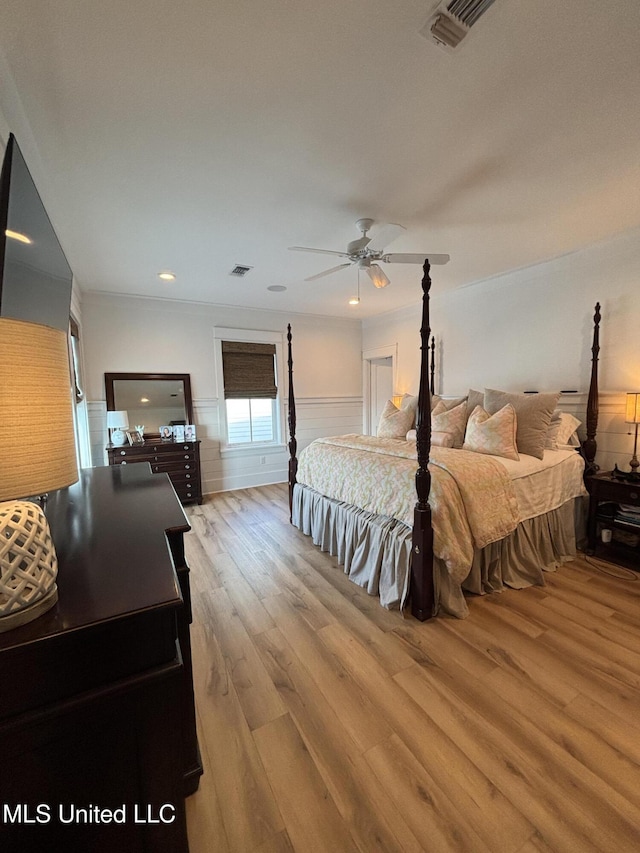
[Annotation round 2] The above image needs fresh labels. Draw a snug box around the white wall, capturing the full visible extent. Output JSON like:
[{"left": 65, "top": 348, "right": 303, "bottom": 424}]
[
  {"left": 82, "top": 293, "right": 363, "bottom": 493},
  {"left": 363, "top": 226, "right": 640, "bottom": 473}
]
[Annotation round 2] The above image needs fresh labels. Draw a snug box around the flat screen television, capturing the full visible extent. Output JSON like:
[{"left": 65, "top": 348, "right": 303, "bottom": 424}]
[{"left": 0, "top": 133, "right": 73, "bottom": 332}]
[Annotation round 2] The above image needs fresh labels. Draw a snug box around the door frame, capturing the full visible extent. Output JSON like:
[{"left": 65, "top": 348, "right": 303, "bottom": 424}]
[{"left": 362, "top": 344, "right": 397, "bottom": 435}]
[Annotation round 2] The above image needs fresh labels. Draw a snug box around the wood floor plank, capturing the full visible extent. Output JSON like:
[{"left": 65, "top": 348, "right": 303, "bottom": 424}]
[
  {"left": 200, "top": 587, "right": 286, "bottom": 731},
  {"left": 253, "top": 713, "right": 361, "bottom": 853},
  {"left": 189, "top": 621, "right": 285, "bottom": 850},
  {"left": 255, "top": 626, "right": 423, "bottom": 853}
]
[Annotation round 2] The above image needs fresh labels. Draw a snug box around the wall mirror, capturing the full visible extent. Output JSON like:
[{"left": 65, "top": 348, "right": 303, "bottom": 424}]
[{"left": 105, "top": 373, "right": 193, "bottom": 437}]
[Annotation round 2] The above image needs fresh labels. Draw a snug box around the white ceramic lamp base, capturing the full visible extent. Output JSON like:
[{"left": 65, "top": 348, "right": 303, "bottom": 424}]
[
  {"left": 111, "top": 428, "right": 127, "bottom": 446},
  {"left": 0, "top": 500, "right": 59, "bottom": 633}
]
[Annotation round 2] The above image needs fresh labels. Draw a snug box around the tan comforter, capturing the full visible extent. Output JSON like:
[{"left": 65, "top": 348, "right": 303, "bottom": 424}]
[{"left": 296, "top": 434, "right": 520, "bottom": 586}]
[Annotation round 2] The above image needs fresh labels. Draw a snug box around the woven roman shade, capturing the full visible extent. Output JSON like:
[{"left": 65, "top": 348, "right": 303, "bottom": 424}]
[{"left": 222, "top": 341, "right": 277, "bottom": 399}]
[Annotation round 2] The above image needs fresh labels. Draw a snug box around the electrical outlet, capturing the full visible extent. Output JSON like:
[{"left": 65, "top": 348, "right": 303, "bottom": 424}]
[{"left": 260, "top": 456, "right": 266, "bottom": 465}]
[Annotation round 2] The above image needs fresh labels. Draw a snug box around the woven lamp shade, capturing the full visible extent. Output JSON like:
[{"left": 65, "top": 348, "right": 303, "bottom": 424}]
[
  {"left": 0, "top": 317, "right": 78, "bottom": 632},
  {"left": 0, "top": 317, "right": 78, "bottom": 501}
]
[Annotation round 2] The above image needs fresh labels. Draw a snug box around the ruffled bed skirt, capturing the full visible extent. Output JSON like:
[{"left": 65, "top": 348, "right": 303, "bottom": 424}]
[{"left": 292, "top": 483, "right": 586, "bottom": 618}]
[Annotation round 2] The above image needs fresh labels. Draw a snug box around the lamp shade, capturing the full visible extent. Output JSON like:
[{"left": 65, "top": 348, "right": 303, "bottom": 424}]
[
  {"left": 106, "top": 410, "right": 129, "bottom": 430},
  {"left": 625, "top": 392, "right": 640, "bottom": 425},
  {"left": 0, "top": 317, "right": 78, "bottom": 501}
]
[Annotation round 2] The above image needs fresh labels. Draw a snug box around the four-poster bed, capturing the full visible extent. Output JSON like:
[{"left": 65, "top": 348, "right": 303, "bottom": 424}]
[{"left": 287, "top": 262, "right": 600, "bottom": 621}]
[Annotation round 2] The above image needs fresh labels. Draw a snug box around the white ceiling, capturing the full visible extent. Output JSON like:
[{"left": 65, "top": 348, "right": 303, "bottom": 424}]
[{"left": 1, "top": 0, "right": 639, "bottom": 319}]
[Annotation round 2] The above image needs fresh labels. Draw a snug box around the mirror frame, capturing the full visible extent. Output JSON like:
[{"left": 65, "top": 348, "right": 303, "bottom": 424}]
[{"left": 105, "top": 372, "right": 194, "bottom": 439}]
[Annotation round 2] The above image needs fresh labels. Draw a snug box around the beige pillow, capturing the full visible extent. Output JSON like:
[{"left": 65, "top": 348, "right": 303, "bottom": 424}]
[
  {"left": 400, "top": 393, "right": 419, "bottom": 429},
  {"left": 377, "top": 400, "right": 414, "bottom": 439},
  {"left": 466, "top": 389, "right": 484, "bottom": 419},
  {"left": 556, "top": 412, "right": 582, "bottom": 446},
  {"left": 463, "top": 404, "right": 519, "bottom": 461},
  {"left": 545, "top": 410, "right": 562, "bottom": 450},
  {"left": 405, "top": 429, "right": 455, "bottom": 448},
  {"left": 484, "top": 389, "right": 560, "bottom": 460},
  {"left": 432, "top": 400, "right": 468, "bottom": 448}
]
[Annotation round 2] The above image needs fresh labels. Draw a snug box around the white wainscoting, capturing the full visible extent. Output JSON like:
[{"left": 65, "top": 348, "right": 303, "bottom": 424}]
[{"left": 87, "top": 396, "right": 363, "bottom": 496}]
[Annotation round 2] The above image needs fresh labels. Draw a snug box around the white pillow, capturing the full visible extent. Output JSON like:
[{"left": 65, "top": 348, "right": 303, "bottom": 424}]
[
  {"left": 405, "top": 429, "right": 455, "bottom": 448},
  {"left": 463, "top": 404, "right": 519, "bottom": 461},
  {"left": 432, "top": 400, "right": 468, "bottom": 449},
  {"left": 377, "top": 400, "right": 414, "bottom": 439}
]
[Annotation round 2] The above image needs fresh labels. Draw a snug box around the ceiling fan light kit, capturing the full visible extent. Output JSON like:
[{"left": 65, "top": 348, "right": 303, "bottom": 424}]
[{"left": 289, "top": 218, "right": 449, "bottom": 290}]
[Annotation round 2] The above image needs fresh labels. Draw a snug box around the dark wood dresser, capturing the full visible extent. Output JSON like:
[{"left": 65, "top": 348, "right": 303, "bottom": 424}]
[
  {"left": 0, "top": 465, "right": 202, "bottom": 853},
  {"left": 107, "top": 440, "right": 202, "bottom": 505}
]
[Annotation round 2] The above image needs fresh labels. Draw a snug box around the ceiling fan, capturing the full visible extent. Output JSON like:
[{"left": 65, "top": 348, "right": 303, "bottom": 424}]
[{"left": 289, "top": 218, "right": 449, "bottom": 288}]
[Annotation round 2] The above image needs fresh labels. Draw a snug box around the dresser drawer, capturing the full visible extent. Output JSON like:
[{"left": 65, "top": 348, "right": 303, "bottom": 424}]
[{"left": 151, "top": 460, "right": 198, "bottom": 475}]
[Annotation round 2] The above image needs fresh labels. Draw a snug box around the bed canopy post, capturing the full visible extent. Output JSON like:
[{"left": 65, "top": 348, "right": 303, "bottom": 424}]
[
  {"left": 429, "top": 335, "right": 436, "bottom": 396},
  {"left": 410, "top": 261, "right": 435, "bottom": 622},
  {"left": 582, "top": 302, "right": 600, "bottom": 477},
  {"left": 287, "top": 324, "right": 298, "bottom": 521}
]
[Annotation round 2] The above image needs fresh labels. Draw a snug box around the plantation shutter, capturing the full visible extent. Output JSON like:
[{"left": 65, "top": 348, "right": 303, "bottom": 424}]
[{"left": 222, "top": 341, "right": 277, "bottom": 399}]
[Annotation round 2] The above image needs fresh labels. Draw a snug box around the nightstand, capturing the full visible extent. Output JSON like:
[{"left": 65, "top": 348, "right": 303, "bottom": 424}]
[{"left": 586, "top": 471, "right": 640, "bottom": 570}]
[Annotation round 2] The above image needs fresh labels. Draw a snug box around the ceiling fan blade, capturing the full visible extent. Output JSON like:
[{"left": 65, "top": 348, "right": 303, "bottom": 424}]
[
  {"left": 305, "top": 263, "right": 352, "bottom": 282},
  {"left": 289, "top": 246, "right": 350, "bottom": 258},
  {"left": 382, "top": 253, "right": 450, "bottom": 265},
  {"left": 368, "top": 223, "right": 406, "bottom": 251},
  {"left": 365, "top": 264, "right": 391, "bottom": 289}
]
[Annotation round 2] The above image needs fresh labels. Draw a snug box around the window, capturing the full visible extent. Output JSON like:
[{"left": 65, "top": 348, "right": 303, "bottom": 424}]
[
  {"left": 221, "top": 339, "right": 279, "bottom": 446},
  {"left": 226, "top": 398, "right": 276, "bottom": 444}
]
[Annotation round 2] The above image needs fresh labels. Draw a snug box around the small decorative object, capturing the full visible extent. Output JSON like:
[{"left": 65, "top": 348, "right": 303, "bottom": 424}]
[
  {"left": 601, "top": 528, "right": 612, "bottom": 544},
  {"left": 127, "top": 430, "right": 144, "bottom": 446},
  {"left": 625, "top": 392, "right": 640, "bottom": 477},
  {"left": 160, "top": 425, "right": 173, "bottom": 441},
  {"left": 135, "top": 424, "right": 145, "bottom": 435},
  {"left": 107, "top": 410, "right": 129, "bottom": 446},
  {"left": 173, "top": 425, "right": 185, "bottom": 442},
  {"left": 185, "top": 424, "right": 196, "bottom": 441}
]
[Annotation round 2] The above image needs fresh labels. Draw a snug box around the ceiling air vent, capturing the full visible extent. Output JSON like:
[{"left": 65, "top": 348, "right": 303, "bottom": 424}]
[
  {"left": 230, "top": 264, "right": 253, "bottom": 277},
  {"left": 421, "top": 0, "right": 498, "bottom": 51}
]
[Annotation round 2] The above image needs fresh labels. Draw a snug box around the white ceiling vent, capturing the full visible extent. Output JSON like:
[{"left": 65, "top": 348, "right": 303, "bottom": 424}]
[
  {"left": 420, "top": 0, "right": 498, "bottom": 51},
  {"left": 230, "top": 264, "right": 253, "bottom": 277}
]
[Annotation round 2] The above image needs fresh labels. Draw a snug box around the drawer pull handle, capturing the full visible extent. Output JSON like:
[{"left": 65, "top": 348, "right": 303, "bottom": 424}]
[
  {"left": 184, "top": 445, "right": 189, "bottom": 450},
  {"left": 121, "top": 461, "right": 127, "bottom": 465},
  {"left": 631, "top": 492, "right": 638, "bottom": 500},
  {"left": 120, "top": 450, "right": 126, "bottom": 456},
  {"left": 186, "top": 474, "right": 191, "bottom": 479},
  {"left": 185, "top": 464, "right": 190, "bottom": 469}
]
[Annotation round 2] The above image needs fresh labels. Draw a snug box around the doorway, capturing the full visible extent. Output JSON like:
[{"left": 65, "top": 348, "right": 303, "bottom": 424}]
[{"left": 362, "top": 344, "right": 397, "bottom": 436}]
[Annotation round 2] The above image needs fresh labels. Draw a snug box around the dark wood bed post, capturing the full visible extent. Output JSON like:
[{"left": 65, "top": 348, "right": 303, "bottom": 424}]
[
  {"left": 287, "top": 324, "right": 298, "bottom": 522},
  {"left": 429, "top": 335, "right": 436, "bottom": 396},
  {"left": 410, "top": 261, "right": 435, "bottom": 622},
  {"left": 582, "top": 302, "right": 600, "bottom": 478}
]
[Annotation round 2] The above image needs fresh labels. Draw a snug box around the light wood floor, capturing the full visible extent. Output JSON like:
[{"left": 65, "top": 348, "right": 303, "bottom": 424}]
[{"left": 184, "top": 484, "right": 640, "bottom": 853}]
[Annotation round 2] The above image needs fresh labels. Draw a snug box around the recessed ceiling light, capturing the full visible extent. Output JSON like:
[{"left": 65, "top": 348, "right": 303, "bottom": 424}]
[
  {"left": 5, "top": 229, "right": 32, "bottom": 244},
  {"left": 267, "top": 285, "right": 287, "bottom": 292},
  {"left": 158, "top": 271, "right": 176, "bottom": 282}
]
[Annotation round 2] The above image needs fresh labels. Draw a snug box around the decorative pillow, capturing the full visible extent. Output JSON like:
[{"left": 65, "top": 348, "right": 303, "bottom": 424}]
[
  {"left": 484, "top": 389, "right": 560, "bottom": 460},
  {"left": 556, "top": 412, "right": 582, "bottom": 446},
  {"left": 400, "top": 394, "right": 419, "bottom": 427},
  {"left": 377, "top": 400, "right": 414, "bottom": 439},
  {"left": 466, "top": 389, "right": 484, "bottom": 419},
  {"left": 432, "top": 400, "right": 468, "bottom": 448},
  {"left": 545, "top": 410, "right": 562, "bottom": 450},
  {"left": 463, "top": 404, "right": 519, "bottom": 461},
  {"left": 405, "top": 429, "right": 455, "bottom": 448}
]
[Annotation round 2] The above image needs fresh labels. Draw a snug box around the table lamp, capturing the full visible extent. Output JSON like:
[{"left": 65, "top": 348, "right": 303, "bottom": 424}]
[
  {"left": 107, "top": 410, "right": 129, "bottom": 446},
  {"left": 0, "top": 317, "right": 78, "bottom": 633},
  {"left": 625, "top": 392, "right": 640, "bottom": 476}
]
